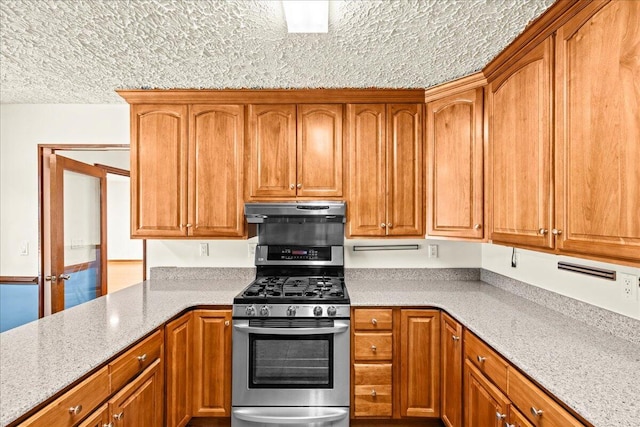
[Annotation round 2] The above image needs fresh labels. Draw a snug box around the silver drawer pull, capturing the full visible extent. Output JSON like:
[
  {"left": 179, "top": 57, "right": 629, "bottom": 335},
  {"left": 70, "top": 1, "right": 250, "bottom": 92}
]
[
  {"left": 68, "top": 405, "right": 82, "bottom": 415},
  {"left": 137, "top": 353, "right": 147, "bottom": 362},
  {"left": 113, "top": 412, "right": 124, "bottom": 420},
  {"left": 371, "top": 318, "right": 377, "bottom": 325},
  {"left": 371, "top": 389, "right": 377, "bottom": 397},
  {"left": 452, "top": 335, "right": 460, "bottom": 341},
  {"left": 477, "top": 355, "right": 486, "bottom": 363},
  {"left": 371, "top": 345, "right": 377, "bottom": 352},
  {"left": 505, "top": 424, "right": 515, "bottom": 427},
  {"left": 103, "top": 423, "right": 114, "bottom": 427},
  {"left": 496, "top": 412, "right": 506, "bottom": 420},
  {"left": 531, "top": 406, "right": 544, "bottom": 417}
]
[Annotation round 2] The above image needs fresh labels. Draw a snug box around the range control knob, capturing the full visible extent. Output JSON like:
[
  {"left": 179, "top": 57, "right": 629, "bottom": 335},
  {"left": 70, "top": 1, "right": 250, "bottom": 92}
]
[
  {"left": 327, "top": 306, "right": 337, "bottom": 317},
  {"left": 259, "top": 306, "right": 270, "bottom": 317},
  {"left": 245, "top": 305, "right": 256, "bottom": 316},
  {"left": 286, "top": 306, "right": 297, "bottom": 317},
  {"left": 313, "top": 306, "right": 323, "bottom": 317}
]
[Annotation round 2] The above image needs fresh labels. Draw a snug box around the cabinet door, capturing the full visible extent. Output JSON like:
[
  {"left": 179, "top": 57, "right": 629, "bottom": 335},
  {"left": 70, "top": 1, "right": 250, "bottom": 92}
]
[
  {"left": 400, "top": 309, "right": 440, "bottom": 417},
  {"left": 441, "top": 313, "right": 463, "bottom": 427},
  {"left": 165, "top": 313, "right": 193, "bottom": 427},
  {"left": 192, "top": 310, "right": 232, "bottom": 417},
  {"left": 387, "top": 104, "right": 424, "bottom": 237},
  {"left": 130, "top": 104, "right": 188, "bottom": 237},
  {"left": 110, "top": 358, "right": 164, "bottom": 427},
  {"left": 488, "top": 38, "right": 553, "bottom": 249},
  {"left": 297, "top": 104, "right": 343, "bottom": 197},
  {"left": 555, "top": 0, "right": 640, "bottom": 262},
  {"left": 427, "top": 89, "right": 484, "bottom": 239},
  {"left": 353, "top": 364, "right": 393, "bottom": 417},
  {"left": 346, "top": 104, "right": 387, "bottom": 237},
  {"left": 247, "top": 104, "right": 297, "bottom": 198},
  {"left": 509, "top": 406, "right": 535, "bottom": 427},
  {"left": 189, "top": 105, "right": 245, "bottom": 237},
  {"left": 77, "top": 403, "right": 109, "bottom": 427},
  {"left": 464, "top": 360, "right": 510, "bottom": 427}
]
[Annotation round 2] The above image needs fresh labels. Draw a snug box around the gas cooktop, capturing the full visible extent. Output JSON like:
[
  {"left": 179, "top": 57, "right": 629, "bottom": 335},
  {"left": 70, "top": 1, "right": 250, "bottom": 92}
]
[{"left": 235, "top": 275, "right": 348, "bottom": 304}]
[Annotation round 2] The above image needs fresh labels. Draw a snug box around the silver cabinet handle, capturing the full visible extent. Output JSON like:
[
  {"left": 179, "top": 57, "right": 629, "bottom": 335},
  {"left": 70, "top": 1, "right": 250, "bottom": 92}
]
[
  {"left": 290, "top": 184, "right": 295, "bottom": 190},
  {"left": 371, "top": 389, "right": 377, "bottom": 397},
  {"left": 505, "top": 424, "right": 515, "bottom": 427},
  {"left": 474, "top": 223, "right": 482, "bottom": 230},
  {"left": 477, "top": 355, "right": 486, "bottom": 362},
  {"left": 225, "top": 320, "right": 230, "bottom": 326},
  {"left": 531, "top": 406, "right": 544, "bottom": 417},
  {"left": 552, "top": 228, "right": 562, "bottom": 235},
  {"left": 297, "top": 183, "right": 302, "bottom": 189},
  {"left": 387, "top": 223, "right": 392, "bottom": 228},
  {"left": 371, "top": 318, "right": 377, "bottom": 325},
  {"left": 452, "top": 335, "right": 460, "bottom": 341},
  {"left": 59, "top": 274, "right": 70, "bottom": 281},
  {"left": 538, "top": 228, "right": 548, "bottom": 235},
  {"left": 68, "top": 405, "right": 82, "bottom": 415},
  {"left": 103, "top": 423, "right": 114, "bottom": 427},
  {"left": 137, "top": 353, "right": 147, "bottom": 362},
  {"left": 371, "top": 345, "right": 377, "bottom": 352},
  {"left": 113, "top": 412, "right": 124, "bottom": 420},
  {"left": 496, "top": 412, "right": 507, "bottom": 420},
  {"left": 380, "top": 223, "right": 386, "bottom": 228}
]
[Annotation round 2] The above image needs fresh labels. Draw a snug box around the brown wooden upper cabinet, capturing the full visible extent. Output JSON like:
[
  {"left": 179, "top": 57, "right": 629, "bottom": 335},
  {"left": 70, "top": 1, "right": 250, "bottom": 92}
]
[
  {"left": 247, "top": 104, "right": 343, "bottom": 199},
  {"left": 130, "top": 104, "right": 246, "bottom": 238},
  {"left": 554, "top": 0, "right": 640, "bottom": 262},
  {"left": 426, "top": 87, "right": 484, "bottom": 240},
  {"left": 346, "top": 104, "right": 424, "bottom": 237},
  {"left": 487, "top": 37, "right": 554, "bottom": 251},
  {"left": 487, "top": 0, "right": 640, "bottom": 263}
]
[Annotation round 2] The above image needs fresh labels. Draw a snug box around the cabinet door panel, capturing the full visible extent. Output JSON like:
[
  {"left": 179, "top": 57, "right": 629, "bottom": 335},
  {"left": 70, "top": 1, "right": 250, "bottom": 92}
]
[
  {"left": 192, "top": 310, "right": 232, "bottom": 417},
  {"left": 464, "top": 360, "right": 509, "bottom": 427},
  {"left": 489, "top": 39, "right": 553, "bottom": 249},
  {"left": 189, "top": 105, "right": 245, "bottom": 237},
  {"left": 555, "top": 0, "right": 640, "bottom": 262},
  {"left": 166, "top": 313, "right": 192, "bottom": 427},
  {"left": 131, "top": 104, "right": 187, "bottom": 237},
  {"left": 347, "top": 104, "right": 386, "bottom": 237},
  {"left": 441, "top": 313, "right": 463, "bottom": 427},
  {"left": 297, "top": 104, "right": 343, "bottom": 197},
  {"left": 353, "top": 364, "right": 393, "bottom": 417},
  {"left": 427, "top": 89, "right": 484, "bottom": 239},
  {"left": 110, "top": 358, "right": 164, "bottom": 427},
  {"left": 387, "top": 104, "right": 424, "bottom": 236},
  {"left": 248, "top": 104, "right": 297, "bottom": 198},
  {"left": 400, "top": 309, "right": 440, "bottom": 417}
]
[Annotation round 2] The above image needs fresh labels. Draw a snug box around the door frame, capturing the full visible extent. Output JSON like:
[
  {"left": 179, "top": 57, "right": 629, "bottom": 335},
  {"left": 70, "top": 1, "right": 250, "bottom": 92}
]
[{"left": 38, "top": 144, "right": 144, "bottom": 317}]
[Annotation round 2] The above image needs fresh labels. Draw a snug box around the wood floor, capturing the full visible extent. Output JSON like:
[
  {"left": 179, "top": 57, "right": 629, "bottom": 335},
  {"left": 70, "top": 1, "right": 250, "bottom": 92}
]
[{"left": 107, "top": 259, "right": 143, "bottom": 293}]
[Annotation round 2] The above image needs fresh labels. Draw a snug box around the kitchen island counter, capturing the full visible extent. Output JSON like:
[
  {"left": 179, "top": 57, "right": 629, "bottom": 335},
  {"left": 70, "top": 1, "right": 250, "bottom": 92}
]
[{"left": 1, "top": 275, "right": 639, "bottom": 426}]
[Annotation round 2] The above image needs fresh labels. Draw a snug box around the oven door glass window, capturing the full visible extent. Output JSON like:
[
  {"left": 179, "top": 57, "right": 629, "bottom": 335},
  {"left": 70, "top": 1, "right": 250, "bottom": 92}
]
[{"left": 249, "top": 334, "right": 333, "bottom": 388}]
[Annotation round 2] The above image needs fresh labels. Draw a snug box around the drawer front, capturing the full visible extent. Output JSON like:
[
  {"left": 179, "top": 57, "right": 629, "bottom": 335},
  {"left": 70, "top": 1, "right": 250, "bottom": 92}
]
[
  {"left": 354, "top": 332, "right": 392, "bottom": 361},
  {"left": 508, "top": 369, "right": 585, "bottom": 427},
  {"left": 509, "top": 406, "right": 536, "bottom": 427},
  {"left": 353, "top": 364, "right": 392, "bottom": 417},
  {"left": 354, "top": 309, "right": 393, "bottom": 331},
  {"left": 21, "top": 366, "right": 110, "bottom": 427},
  {"left": 464, "top": 330, "right": 508, "bottom": 392},
  {"left": 110, "top": 329, "right": 163, "bottom": 391}
]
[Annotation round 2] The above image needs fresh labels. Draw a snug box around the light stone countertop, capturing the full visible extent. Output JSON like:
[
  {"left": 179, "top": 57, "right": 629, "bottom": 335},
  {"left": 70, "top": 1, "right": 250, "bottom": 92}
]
[{"left": 1, "top": 278, "right": 639, "bottom": 427}]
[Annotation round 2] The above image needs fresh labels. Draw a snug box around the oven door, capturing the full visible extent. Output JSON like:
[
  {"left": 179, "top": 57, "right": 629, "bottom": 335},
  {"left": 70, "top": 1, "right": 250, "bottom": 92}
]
[
  {"left": 232, "top": 406, "right": 349, "bottom": 427},
  {"left": 232, "top": 318, "right": 350, "bottom": 407}
]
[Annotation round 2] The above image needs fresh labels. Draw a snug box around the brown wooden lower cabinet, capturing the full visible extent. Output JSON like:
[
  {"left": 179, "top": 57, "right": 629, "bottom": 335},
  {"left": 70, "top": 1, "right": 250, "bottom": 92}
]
[
  {"left": 76, "top": 403, "right": 109, "bottom": 427},
  {"left": 166, "top": 312, "right": 193, "bottom": 427},
  {"left": 440, "top": 312, "right": 462, "bottom": 427},
  {"left": 353, "top": 363, "right": 393, "bottom": 417},
  {"left": 109, "top": 358, "right": 164, "bottom": 426},
  {"left": 464, "top": 359, "right": 510, "bottom": 427}
]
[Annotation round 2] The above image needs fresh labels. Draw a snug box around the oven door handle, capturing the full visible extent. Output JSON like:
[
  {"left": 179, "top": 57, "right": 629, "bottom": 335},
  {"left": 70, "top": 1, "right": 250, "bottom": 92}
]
[
  {"left": 233, "top": 407, "right": 349, "bottom": 424},
  {"left": 233, "top": 320, "right": 349, "bottom": 335}
]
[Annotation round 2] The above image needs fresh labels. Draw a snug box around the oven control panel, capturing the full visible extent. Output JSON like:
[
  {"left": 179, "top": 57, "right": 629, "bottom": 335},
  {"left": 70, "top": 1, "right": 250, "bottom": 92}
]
[
  {"left": 233, "top": 304, "right": 350, "bottom": 319},
  {"left": 266, "top": 245, "right": 331, "bottom": 261}
]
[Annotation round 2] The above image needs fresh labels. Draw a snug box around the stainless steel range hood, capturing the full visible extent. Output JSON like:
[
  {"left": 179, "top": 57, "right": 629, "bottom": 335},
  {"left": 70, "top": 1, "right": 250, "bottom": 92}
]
[{"left": 244, "top": 201, "right": 346, "bottom": 224}]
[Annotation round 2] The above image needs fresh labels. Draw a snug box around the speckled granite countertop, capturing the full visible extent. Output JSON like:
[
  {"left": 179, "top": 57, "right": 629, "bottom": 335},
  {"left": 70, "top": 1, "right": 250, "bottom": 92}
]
[{"left": 1, "top": 277, "right": 639, "bottom": 426}]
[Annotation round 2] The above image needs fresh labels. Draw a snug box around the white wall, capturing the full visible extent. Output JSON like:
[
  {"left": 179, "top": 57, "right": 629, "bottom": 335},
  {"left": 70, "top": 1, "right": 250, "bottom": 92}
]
[
  {"left": 107, "top": 176, "right": 142, "bottom": 260},
  {"left": 0, "top": 104, "right": 129, "bottom": 276},
  {"left": 482, "top": 243, "right": 640, "bottom": 319},
  {"left": 146, "top": 238, "right": 483, "bottom": 270}
]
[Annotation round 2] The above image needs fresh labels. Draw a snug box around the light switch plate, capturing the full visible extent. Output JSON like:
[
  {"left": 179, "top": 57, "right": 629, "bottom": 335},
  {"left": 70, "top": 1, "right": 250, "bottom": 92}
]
[{"left": 199, "top": 243, "right": 209, "bottom": 257}]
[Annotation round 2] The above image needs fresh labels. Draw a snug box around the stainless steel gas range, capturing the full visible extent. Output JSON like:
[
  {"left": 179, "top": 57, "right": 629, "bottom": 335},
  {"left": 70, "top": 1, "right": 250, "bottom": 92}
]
[{"left": 232, "top": 202, "right": 350, "bottom": 427}]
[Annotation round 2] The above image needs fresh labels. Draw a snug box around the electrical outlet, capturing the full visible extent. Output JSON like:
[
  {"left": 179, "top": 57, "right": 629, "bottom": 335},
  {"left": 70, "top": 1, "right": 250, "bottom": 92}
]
[
  {"left": 620, "top": 273, "right": 638, "bottom": 301},
  {"left": 199, "top": 243, "right": 209, "bottom": 257},
  {"left": 19, "top": 240, "right": 29, "bottom": 256},
  {"left": 248, "top": 243, "right": 257, "bottom": 259},
  {"left": 428, "top": 244, "right": 438, "bottom": 258}
]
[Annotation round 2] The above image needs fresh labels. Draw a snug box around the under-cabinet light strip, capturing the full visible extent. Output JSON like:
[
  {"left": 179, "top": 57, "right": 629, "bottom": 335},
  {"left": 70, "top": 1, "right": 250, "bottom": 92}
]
[
  {"left": 557, "top": 262, "right": 616, "bottom": 280},
  {"left": 352, "top": 245, "right": 420, "bottom": 252}
]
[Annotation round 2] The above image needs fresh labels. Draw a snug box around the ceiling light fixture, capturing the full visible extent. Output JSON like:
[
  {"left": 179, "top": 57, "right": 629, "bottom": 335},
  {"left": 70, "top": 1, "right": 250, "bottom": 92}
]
[{"left": 282, "top": 0, "right": 329, "bottom": 33}]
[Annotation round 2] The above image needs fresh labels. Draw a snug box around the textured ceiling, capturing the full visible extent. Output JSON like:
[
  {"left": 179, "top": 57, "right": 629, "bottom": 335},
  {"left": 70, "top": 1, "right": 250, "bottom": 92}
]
[{"left": 0, "top": 0, "right": 555, "bottom": 104}]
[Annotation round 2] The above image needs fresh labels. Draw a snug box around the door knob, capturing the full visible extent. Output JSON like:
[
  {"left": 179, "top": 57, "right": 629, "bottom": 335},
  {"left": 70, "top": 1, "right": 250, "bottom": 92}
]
[
  {"left": 538, "top": 228, "right": 548, "bottom": 235},
  {"left": 380, "top": 223, "right": 386, "bottom": 228},
  {"left": 290, "top": 184, "right": 295, "bottom": 190},
  {"left": 45, "top": 275, "right": 57, "bottom": 282},
  {"left": 296, "top": 183, "right": 302, "bottom": 189},
  {"left": 474, "top": 224, "right": 481, "bottom": 230},
  {"left": 552, "top": 228, "right": 562, "bottom": 235},
  {"left": 59, "top": 274, "right": 70, "bottom": 281}
]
